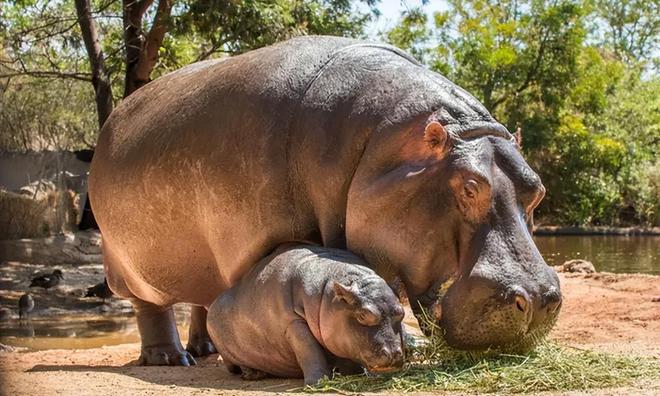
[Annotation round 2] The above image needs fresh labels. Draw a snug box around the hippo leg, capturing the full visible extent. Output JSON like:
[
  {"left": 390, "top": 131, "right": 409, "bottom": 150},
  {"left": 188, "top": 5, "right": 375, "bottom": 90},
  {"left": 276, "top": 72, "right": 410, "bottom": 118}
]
[
  {"left": 285, "top": 320, "right": 331, "bottom": 385},
  {"left": 185, "top": 305, "right": 217, "bottom": 357},
  {"left": 330, "top": 357, "right": 364, "bottom": 375},
  {"left": 133, "top": 299, "right": 196, "bottom": 366}
]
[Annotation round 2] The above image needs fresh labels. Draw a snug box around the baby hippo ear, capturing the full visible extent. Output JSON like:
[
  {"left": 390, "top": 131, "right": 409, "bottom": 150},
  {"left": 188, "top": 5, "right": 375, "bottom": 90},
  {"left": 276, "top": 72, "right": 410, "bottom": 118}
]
[
  {"left": 333, "top": 281, "right": 359, "bottom": 306},
  {"left": 424, "top": 121, "right": 450, "bottom": 152}
]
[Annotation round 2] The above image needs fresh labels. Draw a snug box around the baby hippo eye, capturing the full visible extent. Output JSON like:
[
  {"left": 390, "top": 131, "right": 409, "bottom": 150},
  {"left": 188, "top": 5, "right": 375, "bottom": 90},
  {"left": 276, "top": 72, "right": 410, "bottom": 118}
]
[
  {"left": 392, "top": 305, "right": 405, "bottom": 322},
  {"left": 356, "top": 308, "right": 381, "bottom": 326}
]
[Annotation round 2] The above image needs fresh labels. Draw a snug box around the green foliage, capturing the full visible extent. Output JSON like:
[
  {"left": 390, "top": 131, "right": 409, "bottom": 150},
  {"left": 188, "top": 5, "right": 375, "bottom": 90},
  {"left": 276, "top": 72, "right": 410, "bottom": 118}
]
[
  {"left": 385, "top": 8, "right": 433, "bottom": 66},
  {"left": 593, "top": 0, "right": 660, "bottom": 68},
  {"left": 0, "top": 0, "right": 377, "bottom": 150},
  {"left": 175, "top": 0, "right": 375, "bottom": 59},
  {"left": 0, "top": 77, "right": 97, "bottom": 151},
  {"left": 386, "top": 0, "right": 659, "bottom": 226}
]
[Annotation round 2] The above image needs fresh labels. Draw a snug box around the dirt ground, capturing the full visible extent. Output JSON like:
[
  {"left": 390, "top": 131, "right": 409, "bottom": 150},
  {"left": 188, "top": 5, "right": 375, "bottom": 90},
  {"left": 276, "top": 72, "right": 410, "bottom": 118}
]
[{"left": 0, "top": 272, "right": 659, "bottom": 395}]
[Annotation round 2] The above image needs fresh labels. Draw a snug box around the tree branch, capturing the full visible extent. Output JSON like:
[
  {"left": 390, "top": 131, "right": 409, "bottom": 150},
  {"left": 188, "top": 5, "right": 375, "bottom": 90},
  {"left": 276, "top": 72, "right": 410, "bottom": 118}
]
[
  {"left": 75, "top": 0, "right": 115, "bottom": 128},
  {"left": 123, "top": 0, "right": 172, "bottom": 95},
  {"left": 0, "top": 70, "right": 92, "bottom": 81}
]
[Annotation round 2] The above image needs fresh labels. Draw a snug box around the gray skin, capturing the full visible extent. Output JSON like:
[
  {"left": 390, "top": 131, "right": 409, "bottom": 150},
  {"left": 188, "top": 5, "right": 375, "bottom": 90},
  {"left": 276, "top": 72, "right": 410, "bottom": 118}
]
[
  {"left": 89, "top": 35, "right": 561, "bottom": 365},
  {"left": 207, "top": 245, "right": 405, "bottom": 385}
]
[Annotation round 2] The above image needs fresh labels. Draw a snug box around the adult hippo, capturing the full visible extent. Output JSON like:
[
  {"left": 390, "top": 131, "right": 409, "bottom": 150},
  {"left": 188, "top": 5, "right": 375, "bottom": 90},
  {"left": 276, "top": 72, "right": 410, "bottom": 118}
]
[{"left": 89, "top": 35, "right": 561, "bottom": 365}]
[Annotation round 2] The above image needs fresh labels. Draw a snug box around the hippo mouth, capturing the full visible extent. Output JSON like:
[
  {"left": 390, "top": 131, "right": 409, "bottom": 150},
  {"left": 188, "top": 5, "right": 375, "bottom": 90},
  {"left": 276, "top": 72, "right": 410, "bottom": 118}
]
[
  {"left": 411, "top": 277, "right": 455, "bottom": 333},
  {"left": 452, "top": 312, "right": 560, "bottom": 354},
  {"left": 366, "top": 365, "right": 402, "bottom": 374},
  {"left": 410, "top": 268, "right": 561, "bottom": 352}
]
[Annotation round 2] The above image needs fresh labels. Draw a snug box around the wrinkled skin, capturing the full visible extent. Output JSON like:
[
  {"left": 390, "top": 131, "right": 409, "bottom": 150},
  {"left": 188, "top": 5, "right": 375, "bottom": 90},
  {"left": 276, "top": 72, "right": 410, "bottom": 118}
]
[
  {"left": 89, "top": 36, "right": 561, "bottom": 363},
  {"left": 207, "top": 245, "right": 405, "bottom": 385},
  {"left": 348, "top": 133, "right": 561, "bottom": 351}
]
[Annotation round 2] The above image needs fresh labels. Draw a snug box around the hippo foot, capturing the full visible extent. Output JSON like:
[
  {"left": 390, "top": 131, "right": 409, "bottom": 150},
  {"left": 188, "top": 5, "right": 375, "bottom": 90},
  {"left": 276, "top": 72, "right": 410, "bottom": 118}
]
[
  {"left": 185, "top": 338, "right": 217, "bottom": 357},
  {"left": 303, "top": 370, "right": 330, "bottom": 386},
  {"left": 240, "top": 367, "right": 269, "bottom": 381},
  {"left": 137, "top": 345, "right": 197, "bottom": 366}
]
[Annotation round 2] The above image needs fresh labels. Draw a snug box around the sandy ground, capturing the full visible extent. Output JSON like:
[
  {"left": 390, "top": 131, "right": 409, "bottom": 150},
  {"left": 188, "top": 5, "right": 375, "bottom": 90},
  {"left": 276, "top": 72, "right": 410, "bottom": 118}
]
[{"left": 0, "top": 272, "right": 659, "bottom": 395}]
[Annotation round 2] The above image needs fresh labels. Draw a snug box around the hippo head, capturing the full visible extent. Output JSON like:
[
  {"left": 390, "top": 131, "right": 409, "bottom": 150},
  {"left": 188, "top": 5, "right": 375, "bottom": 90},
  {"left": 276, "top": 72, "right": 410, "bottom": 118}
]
[
  {"left": 319, "top": 275, "right": 405, "bottom": 373},
  {"left": 346, "top": 111, "right": 561, "bottom": 352}
]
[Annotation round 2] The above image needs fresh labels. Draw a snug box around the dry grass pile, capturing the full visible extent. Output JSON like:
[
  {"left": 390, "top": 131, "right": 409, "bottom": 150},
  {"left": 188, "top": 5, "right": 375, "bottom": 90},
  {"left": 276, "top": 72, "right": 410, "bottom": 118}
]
[
  {"left": 313, "top": 315, "right": 659, "bottom": 393},
  {"left": 0, "top": 188, "right": 77, "bottom": 239}
]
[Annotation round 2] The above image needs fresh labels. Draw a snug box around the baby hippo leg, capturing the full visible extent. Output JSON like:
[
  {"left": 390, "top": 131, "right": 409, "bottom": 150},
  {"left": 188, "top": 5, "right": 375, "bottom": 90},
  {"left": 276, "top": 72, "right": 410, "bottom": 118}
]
[
  {"left": 221, "top": 357, "right": 268, "bottom": 380},
  {"left": 285, "top": 319, "right": 331, "bottom": 386},
  {"left": 329, "top": 357, "right": 364, "bottom": 376}
]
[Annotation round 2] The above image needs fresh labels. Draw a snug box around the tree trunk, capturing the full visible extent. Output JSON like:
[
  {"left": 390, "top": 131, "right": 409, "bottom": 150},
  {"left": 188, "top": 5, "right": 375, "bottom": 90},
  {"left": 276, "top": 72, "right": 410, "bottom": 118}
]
[
  {"left": 122, "top": 0, "right": 172, "bottom": 97},
  {"left": 74, "top": 0, "right": 114, "bottom": 129}
]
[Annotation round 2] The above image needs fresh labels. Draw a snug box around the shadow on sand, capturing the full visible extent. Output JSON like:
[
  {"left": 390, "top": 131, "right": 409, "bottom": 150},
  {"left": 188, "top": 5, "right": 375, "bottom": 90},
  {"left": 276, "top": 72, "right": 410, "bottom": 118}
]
[{"left": 28, "top": 355, "right": 304, "bottom": 392}]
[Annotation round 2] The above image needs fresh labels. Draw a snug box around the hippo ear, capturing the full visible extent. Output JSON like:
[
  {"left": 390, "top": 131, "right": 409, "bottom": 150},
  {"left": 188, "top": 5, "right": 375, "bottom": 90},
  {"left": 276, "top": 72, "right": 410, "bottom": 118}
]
[
  {"left": 514, "top": 127, "right": 523, "bottom": 149},
  {"left": 333, "top": 281, "right": 358, "bottom": 306},
  {"left": 424, "top": 121, "right": 449, "bottom": 152}
]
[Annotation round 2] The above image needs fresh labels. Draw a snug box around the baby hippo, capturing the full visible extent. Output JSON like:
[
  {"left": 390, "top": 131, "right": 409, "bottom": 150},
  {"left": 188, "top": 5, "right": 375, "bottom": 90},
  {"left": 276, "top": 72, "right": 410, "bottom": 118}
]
[{"left": 207, "top": 245, "right": 405, "bottom": 385}]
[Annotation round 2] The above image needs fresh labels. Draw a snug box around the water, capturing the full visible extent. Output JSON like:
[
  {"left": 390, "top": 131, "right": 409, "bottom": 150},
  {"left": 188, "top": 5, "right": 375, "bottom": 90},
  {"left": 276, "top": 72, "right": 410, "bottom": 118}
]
[
  {"left": 1, "top": 236, "right": 657, "bottom": 350},
  {"left": 0, "top": 317, "right": 140, "bottom": 350},
  {"left": 534, "top": 235, "right": 660, "bottom": 275}
]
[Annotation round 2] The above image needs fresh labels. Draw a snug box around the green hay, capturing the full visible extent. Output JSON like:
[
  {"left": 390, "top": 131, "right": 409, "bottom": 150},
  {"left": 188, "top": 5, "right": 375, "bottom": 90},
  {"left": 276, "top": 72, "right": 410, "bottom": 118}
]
[
  {"left": 313, "top": 342, "right": 658, "bottom": 394},
  {"left": 311, "top": 314, "right": 659, "bottom": 393}
]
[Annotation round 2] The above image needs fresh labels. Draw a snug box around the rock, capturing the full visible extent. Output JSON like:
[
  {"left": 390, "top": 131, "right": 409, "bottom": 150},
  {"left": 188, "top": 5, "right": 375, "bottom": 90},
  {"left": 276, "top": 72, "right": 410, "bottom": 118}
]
[
  {"left": 0, "top": 230, "right": 102, "bottom": 264},
  {"left": 559, "top": 259, "right": 596, "bottom": 274},
  {"left": 652, "top": 296, "right": 660, "bottom": 302}
]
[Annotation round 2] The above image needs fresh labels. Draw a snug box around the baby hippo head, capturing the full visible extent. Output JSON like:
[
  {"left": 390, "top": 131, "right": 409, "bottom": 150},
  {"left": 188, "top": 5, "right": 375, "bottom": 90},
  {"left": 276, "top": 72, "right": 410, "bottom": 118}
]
[{"left": 320, "top": 275, "right": 405, "bottom": 373}]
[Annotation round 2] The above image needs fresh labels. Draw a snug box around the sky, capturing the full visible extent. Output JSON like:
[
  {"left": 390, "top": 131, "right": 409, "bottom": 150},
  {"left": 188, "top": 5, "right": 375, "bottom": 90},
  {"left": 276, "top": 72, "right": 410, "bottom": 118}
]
[{"left": 358, "top": 0, "right": 447, "bottom": 38}]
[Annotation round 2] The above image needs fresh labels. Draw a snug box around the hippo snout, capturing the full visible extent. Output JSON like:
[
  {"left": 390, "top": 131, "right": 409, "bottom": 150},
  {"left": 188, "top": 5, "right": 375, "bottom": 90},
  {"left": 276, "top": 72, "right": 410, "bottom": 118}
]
[
  {"left": 436, "top": 265, "right": 562, "bottom": 351},
  {"left": 365, "top": 345, "right": 404, "bottom": 373}
]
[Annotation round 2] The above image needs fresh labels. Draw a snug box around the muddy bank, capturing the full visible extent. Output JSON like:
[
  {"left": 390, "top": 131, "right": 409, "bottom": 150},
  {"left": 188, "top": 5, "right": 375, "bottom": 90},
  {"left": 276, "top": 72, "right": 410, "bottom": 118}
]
[{"left": 1, "top": 272, "right": 659, "bottom": 395}]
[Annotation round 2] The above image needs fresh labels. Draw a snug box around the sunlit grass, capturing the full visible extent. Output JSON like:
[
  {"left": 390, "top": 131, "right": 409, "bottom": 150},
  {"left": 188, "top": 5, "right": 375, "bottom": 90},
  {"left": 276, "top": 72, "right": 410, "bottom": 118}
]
[{"left": 311, "top": 313, "right": 659, "bottom": 393}]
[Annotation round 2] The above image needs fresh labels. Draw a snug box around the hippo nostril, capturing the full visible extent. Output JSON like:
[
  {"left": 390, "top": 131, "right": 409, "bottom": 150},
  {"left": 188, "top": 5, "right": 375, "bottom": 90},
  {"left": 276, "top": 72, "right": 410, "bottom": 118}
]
[
  {"left": 515, "top": 294, "right": 529, "bottom": 313},
  {"left": 544, "top": 289, "right": 562, "bottom": 314}
]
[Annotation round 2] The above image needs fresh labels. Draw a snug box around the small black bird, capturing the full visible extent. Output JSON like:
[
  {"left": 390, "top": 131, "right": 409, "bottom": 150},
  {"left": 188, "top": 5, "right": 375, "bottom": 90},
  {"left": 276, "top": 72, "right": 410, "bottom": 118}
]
[
  {"left": 85, "top": 278, "right": 113, "bottom": 302},
  {"left": 18, "top": 293, "right": 35, "bottom": 320},
  {"left": 29, "top": 269, "right": 63, "bottom": 289}
]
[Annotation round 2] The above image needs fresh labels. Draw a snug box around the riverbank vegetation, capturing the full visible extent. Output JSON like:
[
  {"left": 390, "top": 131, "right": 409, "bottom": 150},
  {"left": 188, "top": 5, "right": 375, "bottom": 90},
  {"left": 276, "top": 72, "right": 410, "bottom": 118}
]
[{"left": 1, "top": 0, "right": 658, "bottom": 227}]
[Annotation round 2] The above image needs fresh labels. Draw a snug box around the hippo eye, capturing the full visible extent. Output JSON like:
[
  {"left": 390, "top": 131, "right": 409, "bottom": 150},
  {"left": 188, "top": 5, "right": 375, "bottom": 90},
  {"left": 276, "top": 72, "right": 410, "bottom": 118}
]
[
  {"left": 392, "top": 305, "right": 405, "bottom": 322},
  {"left": 464, "top": 179, "right": 479, "bottom": 199},
  {"left": 356, "top": 308, "right": 381, "bottom": 327}
]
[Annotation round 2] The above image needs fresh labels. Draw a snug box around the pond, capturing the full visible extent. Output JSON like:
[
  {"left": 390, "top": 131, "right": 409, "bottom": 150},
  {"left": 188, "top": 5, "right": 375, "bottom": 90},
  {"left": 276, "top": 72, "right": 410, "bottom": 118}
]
[
  {"left": 1, "top": 235, "right": 658, "bottom": 351},
  {"left": 534, "top": 235, "right": 660, "bottom": 275}
]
